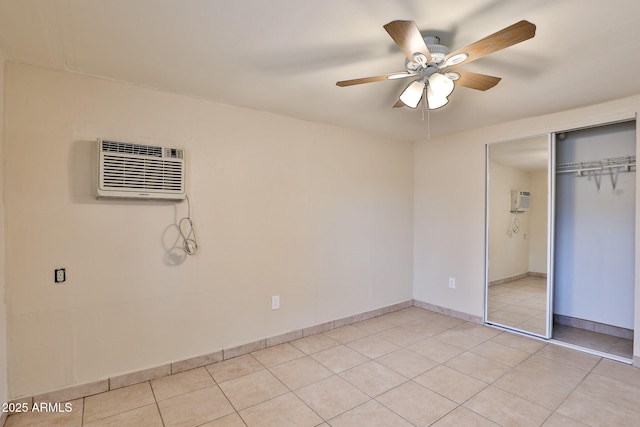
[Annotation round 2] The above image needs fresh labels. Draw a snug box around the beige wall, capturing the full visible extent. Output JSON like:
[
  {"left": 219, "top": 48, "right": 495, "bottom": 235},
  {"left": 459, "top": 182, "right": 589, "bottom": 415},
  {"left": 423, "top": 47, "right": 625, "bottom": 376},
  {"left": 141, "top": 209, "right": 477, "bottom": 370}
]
[
  {"left": 4, "top": 62, "right": 414, "bottom": 398},
  {"left": 414, "top": 97, "right": 640, "bottom": 359},
  {"left": 487, "top": 163, "right": 547, "bottom": 282},
  {"left": 487, "top": 161, "right": 532, "bottom": 281},
  {"left": 0, "top": 54, "right": 8, "bottom": 409}
]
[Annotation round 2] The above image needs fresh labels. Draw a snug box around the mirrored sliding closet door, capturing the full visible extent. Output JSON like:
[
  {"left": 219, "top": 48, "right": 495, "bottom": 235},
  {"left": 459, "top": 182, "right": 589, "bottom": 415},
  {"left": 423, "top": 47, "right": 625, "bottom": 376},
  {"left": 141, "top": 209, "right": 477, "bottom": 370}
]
[{"left": 485, "top": 135, "right": 553, "bottom": 338}]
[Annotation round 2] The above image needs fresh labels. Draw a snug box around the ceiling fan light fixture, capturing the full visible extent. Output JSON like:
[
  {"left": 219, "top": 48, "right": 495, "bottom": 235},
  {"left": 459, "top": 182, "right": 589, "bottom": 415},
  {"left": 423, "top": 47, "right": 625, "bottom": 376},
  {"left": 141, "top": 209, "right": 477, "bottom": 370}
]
[
  {"left": 426, "top": 86, "right": 448, "bottom": 109},
  {"left": 428, "top": 72, "right": 454, "bottom": 97},
  {"left": 399, "top": 80, "right": 425, "bottom": 108},
  {"left": 445, "top": 53, "right": 469, "bottom": 66},
  {"left": 337, "top": 19, "right": 536, "bottom": 115}
]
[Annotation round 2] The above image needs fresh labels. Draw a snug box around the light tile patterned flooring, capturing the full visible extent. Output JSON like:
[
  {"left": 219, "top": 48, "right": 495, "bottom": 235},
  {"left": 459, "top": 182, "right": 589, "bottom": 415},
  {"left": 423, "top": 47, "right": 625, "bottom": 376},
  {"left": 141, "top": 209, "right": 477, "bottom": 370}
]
[
  {"left": 6, "top": 306, "right": 640, "bottom": 426},
  {"left": 488, "top": 276, "right": 633, "bottom": 359},
  {"left": 487, "top": 276, "right": 547, "bottom": 335},
  {"left": 553, "top": 324, "right": 633, "bottom": 359}
]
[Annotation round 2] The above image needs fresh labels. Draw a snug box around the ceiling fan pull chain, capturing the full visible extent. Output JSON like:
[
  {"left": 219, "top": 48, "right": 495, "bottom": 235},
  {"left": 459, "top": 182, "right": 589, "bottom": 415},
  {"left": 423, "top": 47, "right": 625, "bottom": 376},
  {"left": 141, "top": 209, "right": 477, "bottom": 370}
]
[
  {"left": 421, "top": 85, "right": 426, "bottom": 122},
  {"left": 427, "top": 105, "right": 431, "bottom": 140},
  {"left": 423, "top": 84, "right": 431, "bottom": 140}
]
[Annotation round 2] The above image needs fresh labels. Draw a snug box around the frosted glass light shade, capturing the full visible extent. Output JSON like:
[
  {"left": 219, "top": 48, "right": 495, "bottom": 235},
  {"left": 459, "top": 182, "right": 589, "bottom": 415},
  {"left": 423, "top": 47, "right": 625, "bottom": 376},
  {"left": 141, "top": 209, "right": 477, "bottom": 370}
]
[
  {"left": 427, "top": 86, "right": 448, "bottom": 109},
  {"left": 399, "top": 80, "right": 425, "bottom": 109},
  {"left": 428, "top": 73, "right": 454, "bottom": 97}
]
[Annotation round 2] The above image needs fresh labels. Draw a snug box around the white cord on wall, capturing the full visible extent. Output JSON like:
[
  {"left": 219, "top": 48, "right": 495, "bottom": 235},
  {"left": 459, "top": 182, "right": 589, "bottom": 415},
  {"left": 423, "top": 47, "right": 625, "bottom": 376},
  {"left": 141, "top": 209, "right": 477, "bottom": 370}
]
[
  {"left": 179, "top": 194, "right": 199, "bottom": 255},
  {"left": 510, "top": 217, "right": 520, "bottom": 235}
]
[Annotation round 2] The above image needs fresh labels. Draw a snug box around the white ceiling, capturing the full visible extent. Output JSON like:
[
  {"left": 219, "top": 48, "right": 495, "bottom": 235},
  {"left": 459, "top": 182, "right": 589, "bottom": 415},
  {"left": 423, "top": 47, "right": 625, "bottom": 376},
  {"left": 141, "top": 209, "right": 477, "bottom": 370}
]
[
  {"left": 1, "top": 0, "right": 640, "bottom": 141},
  {"left": 489, "top": 135, "right": 549, "bottom": 171}
]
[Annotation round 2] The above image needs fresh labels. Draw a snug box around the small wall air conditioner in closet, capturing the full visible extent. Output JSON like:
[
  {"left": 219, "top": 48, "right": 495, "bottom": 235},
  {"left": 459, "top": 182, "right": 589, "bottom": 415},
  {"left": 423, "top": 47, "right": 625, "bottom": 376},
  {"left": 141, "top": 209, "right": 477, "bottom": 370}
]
[
  {"left": 510, "top": 190, "right": 530, "bottom": 212},
  {"left": 97, "top": 139, "right": 186, "bottom": 200}
]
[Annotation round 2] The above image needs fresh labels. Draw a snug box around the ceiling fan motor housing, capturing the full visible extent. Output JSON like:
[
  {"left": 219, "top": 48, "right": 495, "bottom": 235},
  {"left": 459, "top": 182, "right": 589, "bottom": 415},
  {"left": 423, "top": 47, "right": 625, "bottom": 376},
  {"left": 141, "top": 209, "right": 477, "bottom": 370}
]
[
  {"left": 405, "top": 35, "right": 450, "bottom": 73},
  {"left": 423, "top": 36, "right": 449, "bottom": 63}
]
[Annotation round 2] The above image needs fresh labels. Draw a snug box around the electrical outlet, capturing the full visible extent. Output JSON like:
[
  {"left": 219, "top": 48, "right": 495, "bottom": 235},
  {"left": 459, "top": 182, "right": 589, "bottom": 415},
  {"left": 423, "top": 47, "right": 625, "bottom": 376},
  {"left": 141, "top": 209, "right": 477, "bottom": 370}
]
[
  {"left": 448, "top": 277, "right": 456, "bottom": 289},
  {"left": 55, "top": 268, "right": 66, "bottom": 283},
  {"left": 271, "top": 295, "right": 280, "bottom": 310}
]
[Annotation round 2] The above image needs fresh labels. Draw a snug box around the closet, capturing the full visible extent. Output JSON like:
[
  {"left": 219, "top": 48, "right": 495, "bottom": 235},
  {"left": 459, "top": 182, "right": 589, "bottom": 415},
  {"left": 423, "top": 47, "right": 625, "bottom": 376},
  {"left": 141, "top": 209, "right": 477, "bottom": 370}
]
[
  {"left": 553, "top": 120, "right": 635, "bottom": 358},
  {"left": 485, "top": 120, "right": 636, "bottom": 361}
]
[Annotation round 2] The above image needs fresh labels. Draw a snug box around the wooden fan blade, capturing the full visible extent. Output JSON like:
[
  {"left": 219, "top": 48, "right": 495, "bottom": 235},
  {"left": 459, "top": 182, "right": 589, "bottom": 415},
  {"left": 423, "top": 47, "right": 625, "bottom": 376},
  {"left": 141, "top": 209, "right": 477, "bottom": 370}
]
[
  {"left": 444, "top": 20, "right": 536, "bottom": 67},
  {"left": 393, "top": 99, "right": 405, "bottom": 108},
  {"left": 336, "top": 72, "right": 416, "bottom": 87},
  {"left": 452, "top": 70, "right": 501, "bottom": 91},
  {"left": 384, "top": 20, "right": 432, "bottom": 63}
]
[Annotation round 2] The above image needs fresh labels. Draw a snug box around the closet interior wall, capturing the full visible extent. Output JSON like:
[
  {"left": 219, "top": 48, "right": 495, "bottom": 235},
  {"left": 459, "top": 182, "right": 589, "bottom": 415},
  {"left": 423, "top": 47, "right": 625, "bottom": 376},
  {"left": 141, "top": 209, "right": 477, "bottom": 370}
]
[{"left": 554, "top": 121, "right": 636, "bottom": 332}]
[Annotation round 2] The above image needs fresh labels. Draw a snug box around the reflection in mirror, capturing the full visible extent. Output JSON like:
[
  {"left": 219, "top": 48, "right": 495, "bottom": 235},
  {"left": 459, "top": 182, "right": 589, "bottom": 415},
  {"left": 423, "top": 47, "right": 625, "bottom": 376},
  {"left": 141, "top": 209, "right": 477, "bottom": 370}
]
[{"left": 486, "top": 135, "right": 549, "bottom": 337}]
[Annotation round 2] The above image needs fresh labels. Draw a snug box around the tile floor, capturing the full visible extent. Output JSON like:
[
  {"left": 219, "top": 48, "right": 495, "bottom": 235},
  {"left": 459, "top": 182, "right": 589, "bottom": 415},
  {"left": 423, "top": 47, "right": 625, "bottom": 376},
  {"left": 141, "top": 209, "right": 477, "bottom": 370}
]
[
  {"left": 488, "top": 276, "right": 633, "bottom": 359},
  {"left": 6, "top": 306, "right": 640, "bottom": 427},
  {"left": 487, "top": 276, "right": 547, "bottom": 335},
  {"left": 553, "top": 324, "right": 633, "bottom": 359}
]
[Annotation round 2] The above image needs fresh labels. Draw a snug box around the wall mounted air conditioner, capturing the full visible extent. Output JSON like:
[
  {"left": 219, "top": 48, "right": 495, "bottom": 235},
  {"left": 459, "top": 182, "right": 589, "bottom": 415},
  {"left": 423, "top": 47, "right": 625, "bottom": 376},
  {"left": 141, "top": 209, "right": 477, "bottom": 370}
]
[
  {"left": 97, "top": 139, "right": 186, "bottom": 200},
  {"left": 510, "top": 190, "right": 531, "bottom": 212}
]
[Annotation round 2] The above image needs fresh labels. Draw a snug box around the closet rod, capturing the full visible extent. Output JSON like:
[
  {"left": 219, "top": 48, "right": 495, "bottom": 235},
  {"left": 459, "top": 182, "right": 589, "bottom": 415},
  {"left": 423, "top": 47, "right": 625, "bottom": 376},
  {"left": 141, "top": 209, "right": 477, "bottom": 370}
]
[{"left": 556, "top": 155, "right": 635, "bottom": 175}]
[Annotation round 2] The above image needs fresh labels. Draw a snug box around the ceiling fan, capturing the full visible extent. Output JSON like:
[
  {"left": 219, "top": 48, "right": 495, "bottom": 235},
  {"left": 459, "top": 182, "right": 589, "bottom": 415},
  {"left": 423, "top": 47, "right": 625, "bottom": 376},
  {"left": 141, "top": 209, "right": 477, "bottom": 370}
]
[{"left": 336, "top": 20, "right": 536, "bottom": 110}]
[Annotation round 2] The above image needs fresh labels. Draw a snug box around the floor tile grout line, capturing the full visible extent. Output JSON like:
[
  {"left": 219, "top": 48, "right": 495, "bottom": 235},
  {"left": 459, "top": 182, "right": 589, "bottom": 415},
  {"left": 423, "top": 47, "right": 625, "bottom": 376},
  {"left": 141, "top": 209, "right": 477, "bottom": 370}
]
[
  {"left": 455, "top": 403, "right": 500, "bottom": 427},
  {"left": 281, "top": 330, "right": 379, "bottom": 423},
  {"left": 154, "top": 365, "right": 240, "bottom": 426},
  {"left": 373, "top": 386, "right": 440, "bottom": 426},
  {"left": 525, "top": 344, "right": 601, "bottom": 414},
  {"left": 333, "top": 321, "right": 434, "bottom": 422},
  {"left": 147, "top": 380, "right": 167, "bottom": 427},
  {"left": 207, "top": 354, "right": 267, "bottom": 386},
  {"left": 289, "top": 374, "right": 361, "bottom": 423},
  {"left": 413, "top": 328, "right": 550, "bottom": 417},
  {"left": 323, "top": 397, "right": 385, "bottom": 425},
  {"left": 485, "top": 350, "right": 564, "bottom": 416},
  {"left": 81, "top": 381, "right": 156, "bottom": 426},
  {"left": 213, "top": 363, "right": 269, "bottom": 417},
  {"left": 284, "top": 379, "right": 334, "bottom": 424},
  {"left": 81, "top": 396, "right": 86, "bottom": 426},
  {"left": 200, "top": 365, "right": 243, "bottom": 424},
  {"left": 312, "top": 326, "right": 399, "bottom": 423},
  {"left": 536, "top": 353, "right": 604, "bottom": 426}
]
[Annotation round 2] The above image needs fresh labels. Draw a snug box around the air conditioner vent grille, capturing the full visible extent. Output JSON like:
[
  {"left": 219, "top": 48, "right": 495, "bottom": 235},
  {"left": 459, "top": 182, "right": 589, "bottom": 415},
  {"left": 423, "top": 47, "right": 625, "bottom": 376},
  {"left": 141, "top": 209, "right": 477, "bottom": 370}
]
[
  {"left": 98, "top": 139, "right": 186, "bottom": 199},
  {"left": 101, "top": 140, "right": 163, "bottom": 157},
  {"left": 102, "top": 155, "right": 184, "bottom": 191}
]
